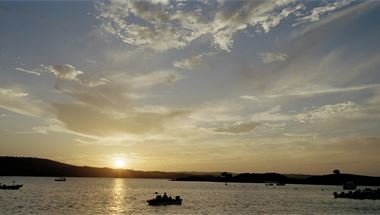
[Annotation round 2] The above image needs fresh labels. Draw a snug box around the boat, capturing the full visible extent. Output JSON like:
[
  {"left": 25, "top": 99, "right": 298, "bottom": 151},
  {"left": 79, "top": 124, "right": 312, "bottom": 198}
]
[
  {"left": 147, "top": 193, "right": 182, "bottom": 206},
  {"left": 265, "top": 183, "right": 274, "bottom": 186},
  {"left": 0, "top": 183, "right": 23, "bottom": 190},
  {"left": 343, "top": 181, "right": 356, "bottom": 190},
  {"left": 276, "top": 182, "right": 286, "bottom": 186},
  {"left": 54, "top": 177, "right": 66, "bottom": 182},
  {"left": 333, "top": 188, "right": 380, "bottom": 200}
]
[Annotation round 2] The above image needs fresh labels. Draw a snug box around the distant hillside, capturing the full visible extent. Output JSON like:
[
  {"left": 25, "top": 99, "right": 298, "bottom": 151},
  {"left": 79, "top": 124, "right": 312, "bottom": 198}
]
[
  {"left": 303, "top": 174, "right": 380, "bottom": 186},
  {"left": 176, "top": 172, "right": 380, "bottom": 186},
  {"left": 2, "top": 157, "right": 380, "bottom": 186},
  {"left": 0, "top": 156, "right": 190, "bottom": 179}
]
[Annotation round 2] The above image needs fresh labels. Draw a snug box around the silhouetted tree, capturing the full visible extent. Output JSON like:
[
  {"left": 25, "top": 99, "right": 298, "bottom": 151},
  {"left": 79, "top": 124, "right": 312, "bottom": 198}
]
[
  {"left": 221, "top": 172, "right": 232, "bottom": 179},
  {"left": 333, "top": 169, "right": 341, "bottom": 175}
]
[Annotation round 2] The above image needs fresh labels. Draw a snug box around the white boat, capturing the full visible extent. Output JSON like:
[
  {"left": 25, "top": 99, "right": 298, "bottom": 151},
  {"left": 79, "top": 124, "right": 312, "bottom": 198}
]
[{"left": 54, "top": 177, "right": 66, "bottom": 182}]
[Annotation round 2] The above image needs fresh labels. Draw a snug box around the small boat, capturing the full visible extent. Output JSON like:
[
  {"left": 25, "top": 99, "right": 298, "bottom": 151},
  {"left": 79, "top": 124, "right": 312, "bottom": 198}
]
[
  {"left": 343, "top": 181, "right": 356, "bottom": 190},
  {"left": 0, "top": 183, "right": 23, "bottom": 190},
  {"left": 333, "top": 188, "right": 380, "bottom": 200},
  {"left": 147, "top": 193, "right": 182, "bottom": 206},
  {"left": 54, "top": 177, "right": 66, "bottom": 182},
  {"left": 276, "top": 182, "right": 286, "bottom": 186},
  {"left": 265, "top": 183, "right": 274, "bottom": 186}
]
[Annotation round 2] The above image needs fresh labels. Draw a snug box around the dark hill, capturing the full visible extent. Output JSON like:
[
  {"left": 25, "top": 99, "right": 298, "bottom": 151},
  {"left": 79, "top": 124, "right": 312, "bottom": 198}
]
[
  {"left": 2, "top": 157, "right": 380, "bottom": 186},
  {"left": 304, "top": 173, "right": 380, "bottom": 186},
  {"left": 0, "top": 156, "right": 188, "bottom": 179}
]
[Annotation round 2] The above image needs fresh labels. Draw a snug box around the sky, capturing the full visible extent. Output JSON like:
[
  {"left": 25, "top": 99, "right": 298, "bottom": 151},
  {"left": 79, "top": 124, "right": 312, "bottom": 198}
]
[{"left": 0, "top": 0, "right": 380, "bottom": 175}]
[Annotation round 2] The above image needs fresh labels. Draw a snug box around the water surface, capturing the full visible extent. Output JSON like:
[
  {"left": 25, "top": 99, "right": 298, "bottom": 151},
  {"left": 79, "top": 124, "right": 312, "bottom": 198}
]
[{"left": 0, "top": 177, "right": 379, "bottom": 214}]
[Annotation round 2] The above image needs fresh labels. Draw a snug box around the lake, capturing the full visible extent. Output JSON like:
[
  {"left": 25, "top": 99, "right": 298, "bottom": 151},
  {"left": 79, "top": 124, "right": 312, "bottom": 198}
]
[{"left": 0, "top": 177, "right": 379, "bottom": 214}]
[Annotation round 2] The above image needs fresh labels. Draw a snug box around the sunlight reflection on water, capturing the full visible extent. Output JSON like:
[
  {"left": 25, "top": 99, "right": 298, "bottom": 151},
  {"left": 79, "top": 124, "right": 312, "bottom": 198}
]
[{"left": 108, "top": 178, "right": 126, "bottom": 214}]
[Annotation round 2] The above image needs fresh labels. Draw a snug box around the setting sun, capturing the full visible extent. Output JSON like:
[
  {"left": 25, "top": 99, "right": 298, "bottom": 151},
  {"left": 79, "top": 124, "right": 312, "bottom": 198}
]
[{"left": 113, "top": 157, "right": 127, "bottom": 169}]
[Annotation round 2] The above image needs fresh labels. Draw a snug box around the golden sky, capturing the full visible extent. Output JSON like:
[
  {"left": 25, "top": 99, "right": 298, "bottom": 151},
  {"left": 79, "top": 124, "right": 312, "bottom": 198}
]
[{"left": 0, "top": 0, "right": 380, "bottom": 175}]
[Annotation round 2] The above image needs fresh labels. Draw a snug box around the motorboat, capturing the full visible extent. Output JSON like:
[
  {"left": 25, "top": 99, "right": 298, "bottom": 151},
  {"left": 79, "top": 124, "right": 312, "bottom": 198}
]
[
  {"left": 0, "top": 183, "right": 23, "bottom": 190},
  {"left": 147, "top": 193, "right": 182, "bottom": 206},
  {"left": 334, "top": 188, "right": 380, "bottom": 200},
  {"left": 54, "top": 177, "right": 66, "bottom": 182}
]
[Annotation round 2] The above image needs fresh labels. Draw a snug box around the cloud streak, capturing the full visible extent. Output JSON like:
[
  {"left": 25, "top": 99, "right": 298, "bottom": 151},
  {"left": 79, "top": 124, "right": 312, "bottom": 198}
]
[
  {"left": 213, "top": 121, "right": 259, "bottom": 134},
  {"left": 173, "top": 52, "right": 215, "bottom": 71},
  {"left": 259, "top": 52, "right": 287, "bottom": 63},
  {"left": 0, "top": 88, "right": 42, "bottom": 117},
  {"left": 15, "top": 67, "right": 41, "bottom": 76},
  {"left": 240, "top": 83, "right": 380, "bottom": 101},
  {"left": 294, "top": 0, "right": 353, "bottom": 26}
]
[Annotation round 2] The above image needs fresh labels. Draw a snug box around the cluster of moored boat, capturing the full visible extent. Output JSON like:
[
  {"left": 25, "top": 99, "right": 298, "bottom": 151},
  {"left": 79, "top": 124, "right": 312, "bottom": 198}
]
[{"left": 334, "top": 188, "right": 380, "bottom": 200}]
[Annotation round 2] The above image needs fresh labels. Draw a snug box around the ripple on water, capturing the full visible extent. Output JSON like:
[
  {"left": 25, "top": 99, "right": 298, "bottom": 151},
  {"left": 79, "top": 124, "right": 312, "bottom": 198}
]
[{"left": 0, "top": 177, "right": 379, "bottom": 214}]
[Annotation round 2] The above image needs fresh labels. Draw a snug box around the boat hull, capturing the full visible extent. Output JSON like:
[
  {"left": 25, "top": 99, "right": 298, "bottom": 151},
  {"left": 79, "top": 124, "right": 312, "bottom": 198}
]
[
  {"left": 147, "top": 199, "right": 182, "bottom": 206},
  {"left": 0, "top": 184, "right": 23, "bottom": 190}
]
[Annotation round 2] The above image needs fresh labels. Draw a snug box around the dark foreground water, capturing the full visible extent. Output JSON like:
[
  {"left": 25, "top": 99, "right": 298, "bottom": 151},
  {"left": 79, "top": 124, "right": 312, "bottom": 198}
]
[{"left": 0, "top": 177, "right": 379, "bottom": 214}]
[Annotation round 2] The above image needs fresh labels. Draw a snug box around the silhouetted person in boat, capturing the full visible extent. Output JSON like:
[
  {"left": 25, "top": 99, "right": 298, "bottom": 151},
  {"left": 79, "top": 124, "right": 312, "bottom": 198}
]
[{"left": 163, "top": 192, "right": 168, "bottom": 200}]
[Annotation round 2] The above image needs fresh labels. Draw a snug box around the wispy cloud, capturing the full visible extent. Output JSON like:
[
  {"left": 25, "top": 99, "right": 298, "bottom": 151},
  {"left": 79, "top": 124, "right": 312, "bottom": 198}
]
[
  {"left": 43, "top": 64, "right": 83, "bottom": 81},
  {"left": 213, "top": 121, "right": 259, "bottom": 134},
  {"left": 15, "top": 67, "right": 41, "bottom": 76},
  {"left": 0, "top": 88, "right": 42, "bottom": 117},
  {"left": 173, "top": 52, "right": 215, "bottom": 71},
  {"left": 95, "top": 1, "right": 305, "bottom": 52},
  {"left": 259, "top": 52, "right": 287, "bottom": 63},
  {"left": 52, "top": 102, "right": 188, "bottom": 137},
  {"left": 294, "top": 0, "right": 353, "bottom": 26},
  {"left": 41, "top": 64, "right": 108, "bottom": 88},
  {"left": 129, "top": 70, "right": 180, "bottom": 88},
  {"left": 250, "top": 105, "right": 294, "bottom": 122},
  {"left": 297, "top": 101, "right": 359, "bottom": 123},
  {"left": 240, "top": 83, "right": 380, "bottom": 101}
]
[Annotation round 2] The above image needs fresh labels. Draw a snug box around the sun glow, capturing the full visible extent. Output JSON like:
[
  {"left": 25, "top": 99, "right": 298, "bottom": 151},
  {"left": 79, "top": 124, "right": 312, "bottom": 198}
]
[{"left": 113, "top": 157, "right": 127, "bottom": 169}]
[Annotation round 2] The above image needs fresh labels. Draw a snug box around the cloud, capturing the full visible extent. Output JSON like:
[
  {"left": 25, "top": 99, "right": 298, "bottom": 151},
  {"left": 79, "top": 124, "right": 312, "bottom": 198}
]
[
  {"left": 291, "top": 1, "right": 373, "bottom": 39},
  {"left": 15, "top": 67, "right": 41, "bottom": 76},
  {"left": 251, "top": 105, "right": 294, "bottom": 122},
  {"left": 213, "top": 121, "right": 259, "bottom": 134},
  {"left": 44, "top": 64, "right": 83, "bottom": 80},
  {"left": 85, "top": 59, "right": 97, "bottom": 64},
  {"left": 79, "top": 78, "right": 109, "bottom": 88},
  {"left": 0, "top": 88, "right": 42, "bottom": 117},
  {"left": 0, "top": 88, "right": 28, "bottom": 97},
  {"left": 151, "top": 0, "right": 169, "bottom": 5},
  {"left": 41, "top": 64, "right": 108, "bottom": 88},
  {"left": 173, "top": 52, "right": 215, "bottom": 70},
  {"left": 240, "top": 83, "right": 380, "bottom": 101},
  {"left": 294, "top": 0, "right": 353, "bottom": 26},
  {"left": 189, "top": 100, "right": 243, "bottom": 123},
  {"left": 52, "top": 103, "right": 187, "bottom": 137},
  {"left": 95, "top": 0, "right": 306, "bottom": 51},
  {"left": 239, "top": 95, "right": 260, "bottom": 101},
  {"left": 297, "top": 101, "right": 359, "bottom": 123},
  {"left": 129, "top": 70, "right": 180, "bottom": 88},
  {"left": 259, "top": 52, "right": 287, "bottom": 63}
]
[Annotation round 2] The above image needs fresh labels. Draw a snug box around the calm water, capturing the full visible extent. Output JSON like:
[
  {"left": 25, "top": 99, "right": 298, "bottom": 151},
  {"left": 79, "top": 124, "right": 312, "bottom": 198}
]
[{"left": 0, "top": 177, "right": 379, "bottom": 214}]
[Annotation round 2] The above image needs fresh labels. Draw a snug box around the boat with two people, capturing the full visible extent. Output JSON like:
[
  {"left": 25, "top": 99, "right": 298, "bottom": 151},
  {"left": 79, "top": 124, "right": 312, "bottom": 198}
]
[
  {"left": 0, "top": 181, "right": 23, "bottom": 190},
  {"left": 334, "top": 188, "right": 380, "bottom": 200},
  {"left": 54, "top": 177, "right": 66, "bottom": 182},
  {"left": 147, "top": 192, "right": 182, "bottom": 206}
]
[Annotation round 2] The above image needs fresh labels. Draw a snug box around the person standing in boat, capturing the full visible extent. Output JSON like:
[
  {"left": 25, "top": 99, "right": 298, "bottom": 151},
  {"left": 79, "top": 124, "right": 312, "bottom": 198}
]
[{"left": 163, "top": 192, "right": 168, "bottom": 200}]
